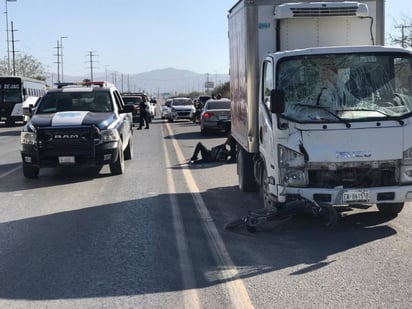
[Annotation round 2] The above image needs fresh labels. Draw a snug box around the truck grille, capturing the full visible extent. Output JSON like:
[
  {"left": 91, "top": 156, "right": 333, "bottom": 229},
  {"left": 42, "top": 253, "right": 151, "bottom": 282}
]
[
  {"left": 37, "top": 125, "right": 99, "bottom": 153},
  {"left": 308, "top": 161, "right": 399, "bottom": 188}
]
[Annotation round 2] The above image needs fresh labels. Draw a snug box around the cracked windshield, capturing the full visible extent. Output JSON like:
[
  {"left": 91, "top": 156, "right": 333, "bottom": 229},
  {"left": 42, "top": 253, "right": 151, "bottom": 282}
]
[{"left": 278, "top": 53, "right": 412, "bottom": 122}]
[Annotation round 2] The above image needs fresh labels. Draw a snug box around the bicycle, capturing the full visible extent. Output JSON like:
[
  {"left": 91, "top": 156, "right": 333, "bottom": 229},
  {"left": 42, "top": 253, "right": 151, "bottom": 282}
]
[{"left": 224, "top": 197, "right": 338, "bottom": 233}]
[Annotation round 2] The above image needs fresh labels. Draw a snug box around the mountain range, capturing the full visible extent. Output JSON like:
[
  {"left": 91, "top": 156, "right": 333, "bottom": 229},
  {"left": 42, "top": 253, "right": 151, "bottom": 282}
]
[{"left": 49, "top": 68, "right": 229, "bottom": 96}]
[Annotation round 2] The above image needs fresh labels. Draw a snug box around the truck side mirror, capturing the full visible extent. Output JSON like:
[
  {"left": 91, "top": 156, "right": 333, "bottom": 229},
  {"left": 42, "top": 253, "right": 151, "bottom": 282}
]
[
  {"left": 23, "top": 104, "right": 34, "bottom": 117},
  {"left": 270, "top": 89, "right": 285, "bottom": 114}
]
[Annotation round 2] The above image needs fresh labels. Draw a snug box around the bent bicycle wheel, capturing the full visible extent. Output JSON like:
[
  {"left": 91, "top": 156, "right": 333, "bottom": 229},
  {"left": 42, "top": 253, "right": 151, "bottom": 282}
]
[
  {"left": 224, "top": 218, "right": 245, "bottom": 230},
  {"left": 318, "top": 203, "right": 338, "bottom": 228}
]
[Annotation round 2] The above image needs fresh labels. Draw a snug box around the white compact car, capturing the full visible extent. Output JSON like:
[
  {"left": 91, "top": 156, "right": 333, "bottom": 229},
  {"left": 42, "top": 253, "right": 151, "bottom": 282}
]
[{"left": 168, "top": 97, "right": 195, "bottom": 122}]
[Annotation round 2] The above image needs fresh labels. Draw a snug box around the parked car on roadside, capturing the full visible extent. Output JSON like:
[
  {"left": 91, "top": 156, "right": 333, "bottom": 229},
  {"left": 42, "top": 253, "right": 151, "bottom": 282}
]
[
  {"left": 121, "top": 93, "right": 143, "bottom": 124},
  {"left": 196, "top": 95, "right": 212, "bottom": 108},
  {"left": 123, "top": 92, "right": 152, "bottom": 122},
  {"left": 200, "top": 98, "right": 231, "bottom": 135}
]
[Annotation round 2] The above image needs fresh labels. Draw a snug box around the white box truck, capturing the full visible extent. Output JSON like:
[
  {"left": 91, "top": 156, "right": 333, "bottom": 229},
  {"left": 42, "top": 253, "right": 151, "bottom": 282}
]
[{"left": 228, "top": 0, "right": 412, "bottom": 221}]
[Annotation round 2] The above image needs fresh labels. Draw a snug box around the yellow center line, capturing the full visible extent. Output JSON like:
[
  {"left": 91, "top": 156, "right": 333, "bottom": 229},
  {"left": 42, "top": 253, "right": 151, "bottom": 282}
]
[
  {"left": 163, "top": 127, "right": 202, "bottom": 309},
  {"left": 165, "top": 123, "right": 255, "bottom": 309}
]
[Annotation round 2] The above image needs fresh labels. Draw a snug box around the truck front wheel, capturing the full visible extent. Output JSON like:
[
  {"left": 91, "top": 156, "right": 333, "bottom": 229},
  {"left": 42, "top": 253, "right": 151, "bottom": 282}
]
[
  {"left": 376, "top": 203, "right": 404, "bottom": 214},
  {"left": 237, "top": 148, "right": 257, "bottom": 192},
  {"left": 124, "top": 136, "right": 134, "bottom": 160},
  {"left": 260, "top": 165, "right": 274, "bottom": 209},
  {"left": 23, "top": 163, "right": 39, "bottom": 178},
  {"left": 110, "top": 141, "right": 125, "bottom": 175}
]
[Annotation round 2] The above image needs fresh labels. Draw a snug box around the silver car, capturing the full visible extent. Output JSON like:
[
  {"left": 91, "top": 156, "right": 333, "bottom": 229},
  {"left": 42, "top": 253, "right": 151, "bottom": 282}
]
[
  {"left": 169, "top": 97, "right": 195, "bottom": 122},
  {"left": 200, "top": 98, "right": 231, "bottom": 135}
]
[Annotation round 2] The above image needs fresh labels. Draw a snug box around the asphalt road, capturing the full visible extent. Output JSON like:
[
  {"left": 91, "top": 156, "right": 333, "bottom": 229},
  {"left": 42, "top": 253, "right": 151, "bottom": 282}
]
[{"left": 0, "top": 115, "right": 412, "bottom": 309}]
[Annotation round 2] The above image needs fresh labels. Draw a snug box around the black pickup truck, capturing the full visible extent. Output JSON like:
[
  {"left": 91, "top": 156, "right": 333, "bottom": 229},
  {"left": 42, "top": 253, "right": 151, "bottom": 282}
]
[{"left": 20, "top": 81, "right": 134, "bottom": 178}]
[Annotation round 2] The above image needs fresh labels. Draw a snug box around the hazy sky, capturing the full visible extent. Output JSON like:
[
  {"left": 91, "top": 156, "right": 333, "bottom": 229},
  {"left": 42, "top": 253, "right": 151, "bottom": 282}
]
[{"left": 1, "top": 0, "right": 411, "bottom": 77}]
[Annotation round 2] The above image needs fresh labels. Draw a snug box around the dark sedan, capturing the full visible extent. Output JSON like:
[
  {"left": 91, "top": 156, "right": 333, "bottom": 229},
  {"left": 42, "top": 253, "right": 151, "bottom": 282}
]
[{"left": 199, "top": 98, "right": 231, "bottom": 135}]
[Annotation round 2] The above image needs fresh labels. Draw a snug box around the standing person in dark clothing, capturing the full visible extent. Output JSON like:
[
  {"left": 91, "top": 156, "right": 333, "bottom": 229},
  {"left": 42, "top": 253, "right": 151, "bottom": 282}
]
[{"left": 138, "top": 96, "right": 149, "bottom": 129}]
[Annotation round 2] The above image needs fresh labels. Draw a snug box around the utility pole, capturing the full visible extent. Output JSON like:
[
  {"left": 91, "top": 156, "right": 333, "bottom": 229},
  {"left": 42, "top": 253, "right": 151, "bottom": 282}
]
[
  {"left": 87, "top": 51, "right": 98, "bottom": 81},
  {"left": 395, "top": 24, "right": 412, "bottom": 47},
  {"left": 10, "top": 21, "right": 18, "bottom": 76},
  {"left": 121, "top": 73, "right": 124, "bottom": 92},
  {"left": 5, "top": 0, "right": 17, "bottom": 75},
  {"left": 60, "top": 36, "right": 68, "bottom": 82},
  {"left": 105, "top": 65, "right": 109, "bottom": 81},
  {"left": 55, "top": 40, "right": 61, "bottom": 83}
]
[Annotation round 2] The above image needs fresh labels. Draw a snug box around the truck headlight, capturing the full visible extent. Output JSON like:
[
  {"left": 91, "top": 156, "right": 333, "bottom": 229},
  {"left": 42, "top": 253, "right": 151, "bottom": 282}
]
[
  {"left": 401, "top": 147, "right": 412, "bottom": 183},
  {"left": 21, "top": 131, "right": 36, "bottom": 145},
  {"left": 101, "top": 129, "right": 120, "bottom": 142},
  {"left": 278, "top": 145, "right": 308, "bottom": 187},
  {"left": 403, "top": 147, "right": 412, "bottom": 165}
]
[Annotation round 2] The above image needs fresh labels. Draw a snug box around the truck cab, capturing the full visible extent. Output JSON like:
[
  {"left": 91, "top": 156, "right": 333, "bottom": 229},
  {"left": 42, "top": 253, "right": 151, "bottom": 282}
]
[
  {"left": 259, "top": 46, "right": 412, "bottom": 214},
  {"left": 229, "top": 0, "right": 412, "bottom": 216}
]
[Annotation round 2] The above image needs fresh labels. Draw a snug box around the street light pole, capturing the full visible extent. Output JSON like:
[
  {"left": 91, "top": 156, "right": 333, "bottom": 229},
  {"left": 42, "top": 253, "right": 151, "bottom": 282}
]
[{"left": 60, "top": 36, "right": 68, "bottom": 82}]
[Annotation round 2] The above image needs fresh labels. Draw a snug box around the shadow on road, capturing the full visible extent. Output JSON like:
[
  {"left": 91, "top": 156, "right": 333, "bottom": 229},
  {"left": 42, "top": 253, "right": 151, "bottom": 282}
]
[{"left": 0, "top": 184, "right": 398, "bottom": 300}]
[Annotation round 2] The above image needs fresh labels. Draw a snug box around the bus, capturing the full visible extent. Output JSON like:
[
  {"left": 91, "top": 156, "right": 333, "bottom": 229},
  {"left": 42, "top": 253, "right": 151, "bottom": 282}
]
[{"left": 0, "top": 76, "right": 47, "bottom": 125}]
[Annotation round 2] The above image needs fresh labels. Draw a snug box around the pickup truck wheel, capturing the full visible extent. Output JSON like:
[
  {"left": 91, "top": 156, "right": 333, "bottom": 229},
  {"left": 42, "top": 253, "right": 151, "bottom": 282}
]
[
  {"left": 376, "top": 203, "right": 404, "bottom": 214},
  {"left": 238, "top": 148, "right": 257, "bottom": 192},
  {"left": 124, "top": 136, "right": 134, "bottom": 160},
  {"left": 110, "top": 141, "right": 125, "bottom": 175},
  {"left": 23, "top": 163, "right": 39, "bottom": 178}
]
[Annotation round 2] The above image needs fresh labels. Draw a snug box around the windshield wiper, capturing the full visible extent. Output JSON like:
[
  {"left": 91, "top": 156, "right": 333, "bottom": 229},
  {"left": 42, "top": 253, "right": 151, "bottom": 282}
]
[
  {"left": 342, "top": 108, "right": 405, "bottom": 125},
  {"left": 294, "top": 103, "right": 351, "bottom": 128}
]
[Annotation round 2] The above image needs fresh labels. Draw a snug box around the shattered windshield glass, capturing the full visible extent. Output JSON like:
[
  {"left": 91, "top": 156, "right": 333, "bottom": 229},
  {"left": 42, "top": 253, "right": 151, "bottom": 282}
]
[{"left": 277, "top": 52, "right": 412, "bottom": 123}]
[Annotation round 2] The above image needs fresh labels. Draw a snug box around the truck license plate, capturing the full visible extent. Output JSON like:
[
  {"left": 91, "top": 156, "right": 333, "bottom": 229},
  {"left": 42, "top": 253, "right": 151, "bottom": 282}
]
[
  {"left": 59, "top": 156, "right": 75, "bottom": 164},
  {"left": 343, "top": 189, "right": 369, "bottom": 203}
]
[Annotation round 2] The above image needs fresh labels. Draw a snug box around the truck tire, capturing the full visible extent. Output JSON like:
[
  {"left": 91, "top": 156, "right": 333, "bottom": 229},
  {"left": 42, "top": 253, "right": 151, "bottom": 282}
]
[
  {"left": 124, "top": 136, "right": 134, "bottom": 160},
  {"left": 110, "top": 141, "right": 125, "bottom": 175},
  {"left": 260, "top": 164, "right": 273, "bottom": 209},
  {"left": 237, "top": 148, "right": 257, "bottom": 192},
  {"left": 376, "top": 203, "right": 404, "bottom": 214},
  {"left": 23, "top": 163, "right": 39, "bottom": 178}
]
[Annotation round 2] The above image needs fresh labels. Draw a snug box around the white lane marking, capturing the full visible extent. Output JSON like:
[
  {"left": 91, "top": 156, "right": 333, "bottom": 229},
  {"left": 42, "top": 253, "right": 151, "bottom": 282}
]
[
  {"left": 165, "top": 123, "right": 254, "bottom": 309},
  {"left": 0, "top": 165, "right": 21, "bottom": 179},
  {"left": 162, "top": 128, "right": 202, "bottom": 309}
]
